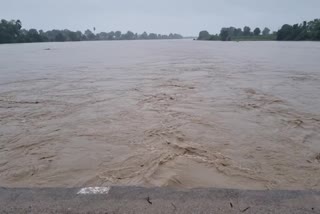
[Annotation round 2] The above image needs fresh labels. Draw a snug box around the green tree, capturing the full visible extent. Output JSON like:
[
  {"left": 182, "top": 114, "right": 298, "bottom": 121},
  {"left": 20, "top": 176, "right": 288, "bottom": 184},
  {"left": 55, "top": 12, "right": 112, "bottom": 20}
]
[
  {"left": 84, "top": 29, "right": 95, "bottom": 40},
  {"left": 198, "top": 30, "right": 211, "bottom": 40},
  {"left": 243, "top": 26, "right": 251, "bottom": 36},
  {"left": 96, "top": 32, "right": 108, "bottom": 40},
  {"left": 253, "top": 28, "right": 261, "bottom": 36},
  {"left": 76, "top": 31, "right": 83, "bottom": 41},
  {"left": 148, "top": 33, "right": 157, "bottom": 39},
  {"left": 277, "top": 24, "right": 293, "bottom": 40},
  {"left": 0, "top": 19, "right": 22, "bottom": 43},
  {"left": 173, "top": 33, "right": 183, "bottom": 39},
  {"left": 220, "top": 28, "right": 230, "bottom": 41},
  {"left": 55, "top": 32, "right": 66, "bottom": 42},
  {"left": 27, "top": 29, "right": 43, "bottom": 42},
  {"left": 0, "top": 18, "right": 185, "bottom": 43},
  {"left": 123, "top": 31, "right": 135, "bottom": 40},
  {"left": 276, "top": 19, "right": 320, "bottom": 41},
  {"left": 234, "top": 28, "right": 243, "bottom": 37},
  {"left": 114, "top": 31, "right": 121, "bottom": 40},
  {"left": 262, "top": 27, "right": 270, "bottom": 36},
  {"left": 108, "top": 31, "right": 115, "bottom": 40},
  {"left": 140, "top": 32, "right": 148, "bottom": 39},
  {"left": 210, "top": 34, "right": 220, "bottom": 40}
]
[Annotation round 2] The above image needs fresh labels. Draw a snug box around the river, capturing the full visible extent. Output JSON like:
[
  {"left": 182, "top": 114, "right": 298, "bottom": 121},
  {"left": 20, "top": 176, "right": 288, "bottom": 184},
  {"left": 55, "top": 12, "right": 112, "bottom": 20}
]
[{"left": 0, "top": 40, "right": 320, "bottom": 189}]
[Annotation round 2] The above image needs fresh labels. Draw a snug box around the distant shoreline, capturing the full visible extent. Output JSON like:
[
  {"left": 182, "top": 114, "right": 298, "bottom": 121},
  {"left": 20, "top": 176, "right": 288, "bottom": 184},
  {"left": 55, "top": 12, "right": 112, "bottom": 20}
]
[
  {"left": 197, "top": 18, "right": 320, "bottom": 42},
  {"left": 0, "top": 18, "right": 183, "bottom": 44}
]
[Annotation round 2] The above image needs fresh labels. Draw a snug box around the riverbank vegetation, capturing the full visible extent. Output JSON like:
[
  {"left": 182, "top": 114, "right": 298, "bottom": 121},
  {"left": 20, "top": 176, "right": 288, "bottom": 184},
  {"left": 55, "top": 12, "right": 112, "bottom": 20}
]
[
  {"left": 198, "top": 19, "right": 320, "bottom": 41},
  {"left": 0, "top": 19, "right": 183, "bottom": 44}
]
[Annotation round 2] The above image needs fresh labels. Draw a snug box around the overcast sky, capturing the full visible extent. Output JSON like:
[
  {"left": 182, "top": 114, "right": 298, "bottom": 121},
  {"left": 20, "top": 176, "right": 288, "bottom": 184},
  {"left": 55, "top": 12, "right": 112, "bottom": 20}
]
[{"left": 1, "top": 0, "right": 319, "bottom": 36}]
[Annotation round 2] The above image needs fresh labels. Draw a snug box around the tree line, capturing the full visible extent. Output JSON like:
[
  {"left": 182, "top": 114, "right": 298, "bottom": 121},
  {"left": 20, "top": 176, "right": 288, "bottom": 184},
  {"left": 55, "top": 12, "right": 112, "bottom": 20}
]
[
  {"left": 0, "top": 19, "right": 183, "bottom": 44},
  {"left": 198, "top": 26, "right": 275, "bottom": 41},
  {"left": 277, "top": 19, "right": 320, "bottom": 41},
  {"left": 198, "top": 19, "right": 320, "bottom": 41}
]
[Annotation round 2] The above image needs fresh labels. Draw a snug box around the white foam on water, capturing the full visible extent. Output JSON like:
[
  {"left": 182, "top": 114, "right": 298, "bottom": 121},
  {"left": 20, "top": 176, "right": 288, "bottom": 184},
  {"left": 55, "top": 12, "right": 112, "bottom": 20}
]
[{"left": 77, "top": 187, "right": 111, "bottom": 195}]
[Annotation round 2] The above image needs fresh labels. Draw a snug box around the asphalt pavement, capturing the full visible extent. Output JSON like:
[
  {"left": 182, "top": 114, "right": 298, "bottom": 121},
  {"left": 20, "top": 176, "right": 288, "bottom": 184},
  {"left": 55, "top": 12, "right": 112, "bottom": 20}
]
[{"left": 0, "top": 186, "right": 319, "bottom": 213}]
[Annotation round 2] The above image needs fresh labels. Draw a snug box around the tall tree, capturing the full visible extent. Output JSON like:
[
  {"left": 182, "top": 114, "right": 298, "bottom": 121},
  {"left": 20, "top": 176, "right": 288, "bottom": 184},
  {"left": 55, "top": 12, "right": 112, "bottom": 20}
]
[
  {"left": 198, "top": 30, "right": 211, "bottom": 40},
  {"left": 84, "top": 29, "right": 95, "bottom": 40},
  {"left": 243, "top": 26, "right": 251, "bottom": 36},
  {"left": 0, "top": 19, "right": 22, "bottom": 43},
  {"left": 220, "top": 28, "right": 229, "bottom": 41},
  {"left": 140, "top": 32, "right": 148, "bottom": 40},
  {"left": 277, "top": 24, "right": 293, "bottom": 40},
  {"left": 55, "top": 32, "right": 66, "bottom": 42},
  {"left": 234, "top": 28, "right": 243, "bottom": 37},
  {"left": 148, "top": 33, "right": 157, "bottom": 39},
  {"left": 262, "top": 27, "right": 270, "bottom": 36},
  {"left": 108, "top": 31, "right": 115, "bottom": 40},
  {"left": 114, "top": 31, "right": 121, "bottom": 40},
  {"left": 253, "top": 27, "right": 261, "bottom": 36},
  {"left": 123, "top": 31, "right": 135, "bottom": 40}
]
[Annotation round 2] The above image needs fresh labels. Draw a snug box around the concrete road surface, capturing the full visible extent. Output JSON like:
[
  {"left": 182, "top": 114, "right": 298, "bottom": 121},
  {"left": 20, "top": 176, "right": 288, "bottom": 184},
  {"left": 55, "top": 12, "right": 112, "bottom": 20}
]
[{"left": 0, "top": 186, "right": 319, "bottom": 213}]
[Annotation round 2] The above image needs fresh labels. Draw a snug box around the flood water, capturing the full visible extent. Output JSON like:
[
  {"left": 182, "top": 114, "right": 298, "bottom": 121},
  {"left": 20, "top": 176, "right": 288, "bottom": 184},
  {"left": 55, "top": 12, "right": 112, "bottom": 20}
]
[{"left": 0, "top": 40, "right": 320, "bottom": 189}]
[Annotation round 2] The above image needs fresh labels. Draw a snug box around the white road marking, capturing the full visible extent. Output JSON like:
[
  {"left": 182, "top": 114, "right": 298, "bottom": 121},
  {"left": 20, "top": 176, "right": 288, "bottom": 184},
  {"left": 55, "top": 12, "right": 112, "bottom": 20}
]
[{"left": 77, "top": 187, "right": 111, "bottom": 195}]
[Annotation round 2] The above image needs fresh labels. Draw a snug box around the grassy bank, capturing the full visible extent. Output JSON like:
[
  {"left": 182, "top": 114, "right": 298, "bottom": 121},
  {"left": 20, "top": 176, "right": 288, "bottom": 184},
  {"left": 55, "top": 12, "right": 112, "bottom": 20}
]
[{"left": 233, "top": 35, "right": 276, "bottom": 41}]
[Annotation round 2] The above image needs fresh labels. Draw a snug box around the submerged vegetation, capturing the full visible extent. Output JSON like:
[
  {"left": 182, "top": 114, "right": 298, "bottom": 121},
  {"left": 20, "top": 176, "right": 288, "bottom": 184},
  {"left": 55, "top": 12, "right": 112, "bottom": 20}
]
[
  {"left": 198, "top": 19, "right": 320, "bottom": 41},
  {"left": 0, "top": 19, "right": 183, "bottom": 44}
]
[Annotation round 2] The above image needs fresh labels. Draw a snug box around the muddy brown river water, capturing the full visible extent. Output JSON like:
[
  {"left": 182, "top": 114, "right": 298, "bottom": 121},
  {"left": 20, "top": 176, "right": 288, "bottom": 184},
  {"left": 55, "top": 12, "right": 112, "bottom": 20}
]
[{"left": 0, "top": 40, "right": 320, "bottom": 189}]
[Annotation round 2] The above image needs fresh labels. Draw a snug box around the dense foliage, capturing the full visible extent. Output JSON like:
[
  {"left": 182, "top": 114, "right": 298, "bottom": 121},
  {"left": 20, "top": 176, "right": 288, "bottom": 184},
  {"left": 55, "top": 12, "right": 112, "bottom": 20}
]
[
  {"left": 198, "top": 19, "right": 320, "bottom": 41},
  {"left": 0, "top": 19, "right": 183, "bottom": 44},
  {"left": 277, "top": 19, "right": 320, "bottom": 41},
  {"left": 198, "top": 26, "right": 275, "bottom": 41}
]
